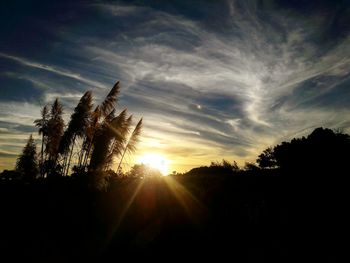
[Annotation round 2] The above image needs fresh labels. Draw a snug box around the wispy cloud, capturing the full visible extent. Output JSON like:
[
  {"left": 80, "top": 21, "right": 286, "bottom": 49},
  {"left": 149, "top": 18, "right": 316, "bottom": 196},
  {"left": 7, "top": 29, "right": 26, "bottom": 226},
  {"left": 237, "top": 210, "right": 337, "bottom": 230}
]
[
  {"left": 1, "top": 0, "right": 350, "bottom": 171},
  {"left": 0, "top": 53, "right": 107, "bottom": 89}
]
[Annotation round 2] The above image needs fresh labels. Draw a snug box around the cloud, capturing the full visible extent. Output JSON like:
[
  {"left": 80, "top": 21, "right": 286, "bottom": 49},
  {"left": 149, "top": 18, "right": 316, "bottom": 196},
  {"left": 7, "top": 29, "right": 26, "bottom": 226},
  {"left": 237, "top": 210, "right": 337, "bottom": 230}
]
[
  {"left": 1, "top": 0, "right": 350, "bottom": 171},
  {"left": 0, "top": 53, "right": 107, "bottom": 89},
  {"left": 0, "top": 150, "right": 18, "bottom": 158}
]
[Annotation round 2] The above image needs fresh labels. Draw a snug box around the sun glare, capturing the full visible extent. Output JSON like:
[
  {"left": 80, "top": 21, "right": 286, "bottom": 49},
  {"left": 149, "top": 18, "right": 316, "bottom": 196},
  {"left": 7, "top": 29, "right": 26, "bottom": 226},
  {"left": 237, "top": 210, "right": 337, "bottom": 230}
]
[{"left": 138, "top": 153, "right": 170, "bottom": 175}]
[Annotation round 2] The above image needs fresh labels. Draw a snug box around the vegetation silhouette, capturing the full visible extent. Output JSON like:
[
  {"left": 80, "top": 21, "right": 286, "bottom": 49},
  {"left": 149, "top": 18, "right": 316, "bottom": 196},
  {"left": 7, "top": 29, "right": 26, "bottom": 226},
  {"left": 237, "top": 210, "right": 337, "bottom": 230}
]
[
  {"left": 0, "top": 97, "right": 348, "bottom": 263},
  {"left": 257, "top": 127, "right": 350, "bottom": 174},
  {"left": 12, "top": 82, "right": 143, "bottom": 189},
  {"left": 15, "top": 134, "right": 39, "bottom": 181}
]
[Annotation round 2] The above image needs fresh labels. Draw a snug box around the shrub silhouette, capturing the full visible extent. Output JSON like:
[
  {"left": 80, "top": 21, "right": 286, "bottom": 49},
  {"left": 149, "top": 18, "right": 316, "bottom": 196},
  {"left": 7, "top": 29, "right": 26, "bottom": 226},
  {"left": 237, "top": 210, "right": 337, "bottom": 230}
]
[{"left": 186, "top": 159, "right": 240, "bottom": 177}]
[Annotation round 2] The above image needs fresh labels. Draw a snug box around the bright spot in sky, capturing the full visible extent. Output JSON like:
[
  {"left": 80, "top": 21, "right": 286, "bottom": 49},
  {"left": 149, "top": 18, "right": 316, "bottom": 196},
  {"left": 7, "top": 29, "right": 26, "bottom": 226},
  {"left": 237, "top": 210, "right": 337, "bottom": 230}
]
[
  {"left": 196, "top": 104, "right": 202, "bottom": 109},
  {"left": 138, "top": 153, "right": 170, "bottom": 176}
]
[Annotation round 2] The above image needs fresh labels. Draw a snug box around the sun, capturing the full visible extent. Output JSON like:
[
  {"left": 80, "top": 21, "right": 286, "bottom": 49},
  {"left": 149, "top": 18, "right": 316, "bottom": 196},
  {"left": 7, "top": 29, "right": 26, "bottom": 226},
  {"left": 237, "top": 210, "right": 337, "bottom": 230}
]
[{"left": 137, "top": 153, "right": 170, "bottom": 176}]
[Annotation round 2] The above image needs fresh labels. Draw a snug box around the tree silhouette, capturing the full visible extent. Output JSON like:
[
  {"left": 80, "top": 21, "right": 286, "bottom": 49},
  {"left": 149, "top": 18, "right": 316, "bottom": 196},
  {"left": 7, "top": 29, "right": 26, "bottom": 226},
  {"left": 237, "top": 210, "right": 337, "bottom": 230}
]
[
  {"left": 256, "top": 147, "right": 276, "bottom": 169},
  {"left": 257, "top": 127, "right": 350, "bottom": 172},
  {"left": 16, "top": 134, "right": 39, "bottom": 181}
]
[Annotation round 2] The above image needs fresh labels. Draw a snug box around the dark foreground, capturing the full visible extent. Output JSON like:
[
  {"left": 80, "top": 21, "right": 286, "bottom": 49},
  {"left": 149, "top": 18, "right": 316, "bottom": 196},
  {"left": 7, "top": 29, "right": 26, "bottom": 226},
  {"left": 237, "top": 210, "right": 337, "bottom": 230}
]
[{"left": 0, "top": 169, "right": 346, "bottom": 262}]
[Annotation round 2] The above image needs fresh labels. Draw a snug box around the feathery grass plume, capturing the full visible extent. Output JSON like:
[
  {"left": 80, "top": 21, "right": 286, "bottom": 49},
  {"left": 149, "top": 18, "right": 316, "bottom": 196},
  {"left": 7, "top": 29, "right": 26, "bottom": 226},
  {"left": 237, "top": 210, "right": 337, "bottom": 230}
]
[
  {"left": 125, "top": 118, "right": 142, "bottom": 154},
  {"left": 105, "top": 112, "right": 132, "bottom": 169},
  {"left": 89, "top": 109, "right": 127, "bottom": 171},
  {"left": 116, "top": 118, "right": 143, "bottom": 173},
  {"left": 46, "top": 99, "right": 64, "bottom": 165},
  {"left": 82, "top": 105, "right": 101, "bottom": 167},
  {"left": 108, "top": 109, "right": 128, "bottom": 144},
  {"left": 34, "top": 105, "right": 49, "bottom": 177},
  {"left": 100, "top": 81, "right": 120, "bottom": 117},
  {"left": 67, "top": 91, "right": 93, "bottom": 138},
  {"left": 58, "top": 128, "right": 74, "bottom": 174},
  {"left": 104, "top": 108, "right": 116, "bottom": 124},
  {"left": 82, "top": 82, "right": 121, "bottom": 168},
  {"left": 112, "top": 115, "right": 133, "bottom": 156},
  {"left": 64, "top": 91, "right": 93, "bottom": 175}
]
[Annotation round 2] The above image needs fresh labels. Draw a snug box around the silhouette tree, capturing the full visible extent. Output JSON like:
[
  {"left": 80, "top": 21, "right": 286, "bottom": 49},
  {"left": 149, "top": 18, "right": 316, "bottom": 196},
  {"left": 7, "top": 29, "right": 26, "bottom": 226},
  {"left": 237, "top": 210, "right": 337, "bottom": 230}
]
[
  {"left": 34, "top": 105, "right": 49, "bottom": 177},
  {"left": 16, "top": 134, "right": 39, "bottom": 181},
  {"left": 256, "top": 147, "right": 277, "bottom": 169},
  {"left": 257, "top": 127, "right": 350, "bottom": 172}
]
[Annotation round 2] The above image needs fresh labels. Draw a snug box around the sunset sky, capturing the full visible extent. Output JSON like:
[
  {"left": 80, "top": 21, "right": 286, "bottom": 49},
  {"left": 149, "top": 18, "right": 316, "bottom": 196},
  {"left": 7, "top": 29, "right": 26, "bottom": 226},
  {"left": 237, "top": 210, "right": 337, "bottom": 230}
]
[{"left": 1, "top": 0, "right": 350, "bottom": 173}]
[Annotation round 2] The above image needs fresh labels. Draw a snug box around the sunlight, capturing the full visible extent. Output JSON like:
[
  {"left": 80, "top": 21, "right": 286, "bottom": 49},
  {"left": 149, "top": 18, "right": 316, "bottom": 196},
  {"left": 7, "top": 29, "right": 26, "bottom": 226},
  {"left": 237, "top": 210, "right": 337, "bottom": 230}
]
[
  {"left": 163, "top": 176, "right": 206, "bottom": 223},
  {"left": 137, "top": 153, "right": 170, "bottom": 175}
]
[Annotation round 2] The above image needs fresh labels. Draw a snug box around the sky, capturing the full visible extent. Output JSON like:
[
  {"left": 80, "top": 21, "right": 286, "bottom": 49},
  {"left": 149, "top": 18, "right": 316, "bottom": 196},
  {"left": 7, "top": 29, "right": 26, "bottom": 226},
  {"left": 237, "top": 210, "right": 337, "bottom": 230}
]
[{"left": 1, "top": 0, "right": 350, "bottom": 173}]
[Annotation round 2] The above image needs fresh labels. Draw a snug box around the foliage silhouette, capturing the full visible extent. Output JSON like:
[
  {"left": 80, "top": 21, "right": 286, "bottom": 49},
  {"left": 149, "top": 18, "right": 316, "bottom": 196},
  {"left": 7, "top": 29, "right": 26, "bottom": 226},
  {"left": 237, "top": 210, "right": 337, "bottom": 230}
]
[
  {"left": 10, "top": 81, "right": 142, "bottom": 185},
  {"left": 15, "top": 134, "right": 38, "bottom": 181},
  {"left": 243, "top": 162, "right": 260, "bottom": 171},
  {"left": 257, "top": 127, "right": 350, "bottom": 173},
  {"left": 256, "top": 147, "right": 277, "bottom": 168},
  {"left": 186, "top": 159, "right": 240, "bottom": 177}
]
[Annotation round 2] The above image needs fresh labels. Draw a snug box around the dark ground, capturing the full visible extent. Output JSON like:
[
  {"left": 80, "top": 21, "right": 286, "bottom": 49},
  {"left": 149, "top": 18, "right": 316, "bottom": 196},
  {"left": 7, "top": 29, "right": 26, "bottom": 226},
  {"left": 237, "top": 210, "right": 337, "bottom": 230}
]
[{"left": 0, "top": 169, "right": 346, "bottom": 262}]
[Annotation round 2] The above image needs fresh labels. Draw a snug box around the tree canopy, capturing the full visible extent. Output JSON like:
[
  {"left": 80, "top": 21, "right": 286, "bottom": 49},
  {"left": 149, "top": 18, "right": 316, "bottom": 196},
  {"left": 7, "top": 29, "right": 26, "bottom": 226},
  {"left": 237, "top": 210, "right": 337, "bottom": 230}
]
[{"left": 256, "top": 127, "right": 350, "bottom": 172}]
